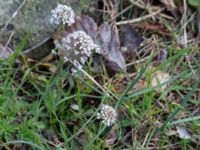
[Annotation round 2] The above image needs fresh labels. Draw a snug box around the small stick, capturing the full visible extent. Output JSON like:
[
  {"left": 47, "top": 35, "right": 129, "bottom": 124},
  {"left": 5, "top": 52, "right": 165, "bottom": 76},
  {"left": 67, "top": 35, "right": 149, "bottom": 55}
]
[
  {"left": 0, "top": 31, "right": 15, "bottom": 58},
  {"left": 23, "top": 36, "right": 51, "bottom": 55},
  {"left": 115, "top": 8, "right": 165, "bottom": 26},
  {"left": 126, "top": 56, "right": 150, "bottom": 67},
  {"left": 69, "top": 60, "right": 118, "bottom": 100},
  {"left": 1, "top": 0, "right": 26, "bottom": 33}
]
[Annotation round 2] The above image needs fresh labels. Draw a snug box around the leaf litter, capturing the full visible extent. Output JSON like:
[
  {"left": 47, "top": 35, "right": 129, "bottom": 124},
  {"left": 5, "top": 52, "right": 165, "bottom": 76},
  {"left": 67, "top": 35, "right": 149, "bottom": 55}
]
[{"left": 0, "top": 0, "right": 200, "bottom": 149}]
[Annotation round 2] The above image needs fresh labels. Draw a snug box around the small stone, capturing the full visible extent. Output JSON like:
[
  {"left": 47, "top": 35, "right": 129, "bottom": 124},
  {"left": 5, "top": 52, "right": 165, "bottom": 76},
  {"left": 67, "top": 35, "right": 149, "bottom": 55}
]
[{"left": 0, "top": 0, "right": 83, "bottom": 50}]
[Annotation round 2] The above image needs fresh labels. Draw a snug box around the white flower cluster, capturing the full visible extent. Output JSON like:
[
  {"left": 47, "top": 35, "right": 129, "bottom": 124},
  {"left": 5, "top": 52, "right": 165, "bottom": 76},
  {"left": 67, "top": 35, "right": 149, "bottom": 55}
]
[
  {"left": 50, "top": 4, "right": 75, "bottom": 26},
  {"left": 55, "top": 31, "right": 100, "bottom": 73},
  {"left": 97, "top": 104, "right": 117, "bottom": 126}
]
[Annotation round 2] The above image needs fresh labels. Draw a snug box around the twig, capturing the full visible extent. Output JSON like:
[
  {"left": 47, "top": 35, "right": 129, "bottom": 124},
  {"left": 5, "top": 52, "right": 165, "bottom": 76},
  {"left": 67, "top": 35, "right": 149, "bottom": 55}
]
[
  {"left": 69, "top": 60, "right": 118, "bottom": 100},
  {"left": 128, "top": 0, "right": 145, "bottom": 9},
  {"left": 142, "top": 130, "right": 151, "bottom": 147},
  {"left": 109, "top": 5, "right": 133, "bottom": 22},
  {"left": 23, "top": 36, "right": 51, "bottom": 55},
  {"left": 126, "top": 56, "right": 150, "bottom": 67},
  {"left": 1, "top": 0, "right": 26, "bottom": 33},
  {"left": 5, "top": 31, "right": 15, "bottom": 51},
  {"left": 115, "top": 8, "right": 165, "bottom": 25},
  {"left": 0, "top": 31, "right": 15, "bottom": 58}
]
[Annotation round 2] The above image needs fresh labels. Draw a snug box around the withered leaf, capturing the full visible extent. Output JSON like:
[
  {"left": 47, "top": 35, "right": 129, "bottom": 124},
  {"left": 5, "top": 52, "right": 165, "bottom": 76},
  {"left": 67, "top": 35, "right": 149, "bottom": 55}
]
[
  {"left": 97, "top": 22, "right": 126, "bottom": 71},
  {"left": 176, "top": 125, "right": 191, "bottom": 139},
  {"left": 81, "top": 15, "right": 98, "bottom": 40},
  {"left": 151, "top": 71, "right": 171, "bottom": 93},
  {"left": 0, "top": 43, "right": 12, "bottom": 59},
  {"left": 139, "top": 22, "right": 172, "bottom": 37},
  {"left": 119, "top": 24, "right": 141, "bottom": 53}
]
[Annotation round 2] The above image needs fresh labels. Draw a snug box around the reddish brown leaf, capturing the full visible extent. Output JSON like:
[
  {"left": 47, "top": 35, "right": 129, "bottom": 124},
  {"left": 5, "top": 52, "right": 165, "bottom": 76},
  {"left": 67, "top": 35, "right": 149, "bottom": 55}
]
[{"left": 140, "top": 22, "right": 172, "bottom": 37}]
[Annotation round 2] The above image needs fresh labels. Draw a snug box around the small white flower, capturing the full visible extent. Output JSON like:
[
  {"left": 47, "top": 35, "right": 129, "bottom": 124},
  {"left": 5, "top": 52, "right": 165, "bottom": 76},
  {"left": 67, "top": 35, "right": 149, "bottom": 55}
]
[
  {"left": 51, "top": 49, "right": 57, "bottom": 55},
  {"left": 54, "top": 31, "right": 100, "bottom": 73},
  {"left": 97, "top": 104, "right": 117, "bottom": 126},
  {"left": 50, "top": 4, "right": 75, "bottom": 26},
  {"left": 71, "top": 104, "right": 79, "bottom": 111}
]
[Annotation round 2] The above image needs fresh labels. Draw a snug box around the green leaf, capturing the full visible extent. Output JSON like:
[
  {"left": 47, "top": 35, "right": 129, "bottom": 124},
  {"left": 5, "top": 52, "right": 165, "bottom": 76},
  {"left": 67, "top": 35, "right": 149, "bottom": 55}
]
[{"left": 188, "top": 0, "right": 200, "bottom": 10}]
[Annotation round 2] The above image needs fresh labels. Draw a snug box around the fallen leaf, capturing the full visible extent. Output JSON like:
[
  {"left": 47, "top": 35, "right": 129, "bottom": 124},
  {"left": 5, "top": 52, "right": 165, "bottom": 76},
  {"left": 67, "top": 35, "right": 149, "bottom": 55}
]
[
  {"left": 133, "top": 79, "right": 147, "bottom": 91},
  {"left": 36, "top": 63, "right": 58, "bottom": 73},
  {"left": 0, "top": 43, "right": 13, "bottom": 59},
  {"left": 119, "top": 24, "right": 141, "bottom": 53},
  {"left": 140, "top": 22, "right": 172, "bottom": 37},
  {"left": 81, "top": 15, "right": 98, "bottom": 40},
  {"left": 41, "top": 53, "right": 54, "bottom": 63},
  {"left": 97, "top": 22, "right": 126, "bottom": 71},
  {"left": 176, "top": 125, "right": 191, "bottom": 139},
  {"left": 151, "top": 71, "right": 171, "bottom": 93},
  {"left": 165, "top": 129, "right": 177, "bottom": 136}
]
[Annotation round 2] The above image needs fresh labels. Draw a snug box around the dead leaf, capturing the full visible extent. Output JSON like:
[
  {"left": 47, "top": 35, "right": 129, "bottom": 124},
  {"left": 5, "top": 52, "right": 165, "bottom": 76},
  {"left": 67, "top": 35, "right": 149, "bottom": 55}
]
[
  {"left": 119, "top": 24, "right": 141, "bottom": 53},
  {"left": 81, "top": 15, "right": 98, "bottom": 40},
  {"left": 133, "top": 79, "right": 147, "bottom": 91},
  {"left": 176, "top": 125, "right": 191, "bottom": 139},
  {"left": 151, "top": 71, "right": 171, "bottom": 93},
  {"left": 97, "top": 22, "right": 126, "bottom": 71},
  {"left": 41, "top": 54, "right": 54, "bottom": 63},
  {"left": 36, "top": 63, "right": 58, "bottom": 74},
  {"left": 140, "top": 22, "right": 172, "bottom": 37},
  {"left": 0, "top": 43, "right": 12, "bottom": 59}
]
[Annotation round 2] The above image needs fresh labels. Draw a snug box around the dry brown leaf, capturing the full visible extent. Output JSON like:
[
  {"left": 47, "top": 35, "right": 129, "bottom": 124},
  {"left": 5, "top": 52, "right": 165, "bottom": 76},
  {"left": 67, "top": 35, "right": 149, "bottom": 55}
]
[
  {"left": 151, "top": 71, "right": 171, "bottom": 93},
  {"left": 140, "top": 22, "right": 172, "bottom": 37},
  {"left": 41, "top": 54, "right": 54, "bottom": 63},
  {"left": 36, "top": 63, "right": 58, "bottom": 73},
  {"left": 133, "top": 79, "right": 147, "bottom": 91}
]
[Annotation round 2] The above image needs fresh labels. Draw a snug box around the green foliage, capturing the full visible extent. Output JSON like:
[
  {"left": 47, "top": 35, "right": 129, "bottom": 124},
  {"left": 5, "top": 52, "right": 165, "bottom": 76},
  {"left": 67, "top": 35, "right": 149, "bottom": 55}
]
[{"left": 188, "top": 0, "right": 200, "bottom": 9}]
